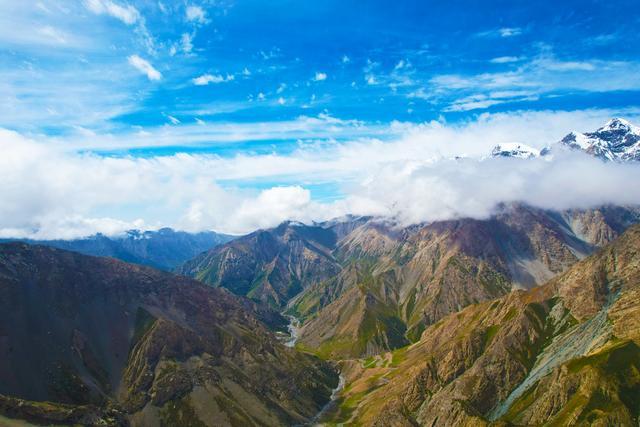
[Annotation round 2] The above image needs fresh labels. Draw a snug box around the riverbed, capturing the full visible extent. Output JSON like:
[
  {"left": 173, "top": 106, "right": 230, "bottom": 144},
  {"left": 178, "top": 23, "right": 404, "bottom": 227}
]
[{"left": 284, "top": 315, "right": 301, "bottom": 347}]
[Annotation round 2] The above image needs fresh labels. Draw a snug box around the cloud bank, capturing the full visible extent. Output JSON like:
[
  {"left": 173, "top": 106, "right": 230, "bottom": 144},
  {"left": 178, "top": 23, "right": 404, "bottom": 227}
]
[{"left": 1, "top": 109, "right": 640, "bottom": 239}]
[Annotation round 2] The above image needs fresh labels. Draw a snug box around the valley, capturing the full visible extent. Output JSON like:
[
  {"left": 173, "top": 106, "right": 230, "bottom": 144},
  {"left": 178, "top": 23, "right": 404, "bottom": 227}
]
[{"left": 1, "top": 120, "right": 640, "bottom": 426}]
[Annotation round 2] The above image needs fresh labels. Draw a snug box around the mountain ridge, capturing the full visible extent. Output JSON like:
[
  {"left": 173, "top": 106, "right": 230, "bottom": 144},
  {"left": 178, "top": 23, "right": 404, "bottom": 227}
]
[{"left": 178, "top": 204, "right": 640, "bottom": 359}]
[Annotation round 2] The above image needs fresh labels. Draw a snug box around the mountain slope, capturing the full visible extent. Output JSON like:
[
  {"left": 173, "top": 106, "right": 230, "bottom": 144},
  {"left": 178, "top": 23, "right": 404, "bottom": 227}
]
[
  {"left": 177, "top": 221, "right": 346, "bottom": 307},
  {"left": 322, "top": 223, "right": 640, "bottom": 426},
  {"left": 0, "top": 243, "right": 338, "bottom": 426},
  {"left": 293, "top": 204, "right": 640, "bottom": 358}
]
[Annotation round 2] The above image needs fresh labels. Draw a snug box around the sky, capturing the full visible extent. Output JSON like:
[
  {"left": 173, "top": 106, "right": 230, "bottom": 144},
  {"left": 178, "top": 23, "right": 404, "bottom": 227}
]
[{"left": 1, "top": 0, "right": 640, "bottom": 238}]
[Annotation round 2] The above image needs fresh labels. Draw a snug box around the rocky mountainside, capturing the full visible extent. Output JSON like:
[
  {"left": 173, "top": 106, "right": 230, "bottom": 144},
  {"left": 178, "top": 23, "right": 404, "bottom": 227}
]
[
  {"left": 293, "top": 204, "right": 640, "bottom": 358},
  {"left": 0, "top": 243, "right": 338, "bottom": 426},
  {"left": 176, "top": 220, "right": 356, "bottom": 307},
  {"left": 322, "top": 223, "right": 640, "bottom": 426},
  {"left": 178, "top": 204, "right": 640, "bottom": 359},
  {"left": 11, "top": 228, "right": 233, "bottom": 271}
]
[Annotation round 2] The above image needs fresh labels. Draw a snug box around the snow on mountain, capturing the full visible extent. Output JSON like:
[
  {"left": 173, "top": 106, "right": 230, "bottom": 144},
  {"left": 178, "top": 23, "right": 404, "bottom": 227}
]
[
  {"left": 490, "top": 143, "right": 541, "bottom": 159},
  {"left": 559, "top": 118, "right": 640, "bottom": 162}
]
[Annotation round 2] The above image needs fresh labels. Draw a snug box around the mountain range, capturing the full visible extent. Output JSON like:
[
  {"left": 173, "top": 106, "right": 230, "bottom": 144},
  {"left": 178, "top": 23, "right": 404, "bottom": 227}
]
[
  {"left": 178, "top": 204, "right": 640, "bottom": 359},
  {"left": 560, "top": 118, "right": 640, "bottom": 161},
  {"left": 5, "top": 228, "right": 234, "bottom": 271},
  {"left": 491, "top": 118, "right": 640, "bottom": 161}
]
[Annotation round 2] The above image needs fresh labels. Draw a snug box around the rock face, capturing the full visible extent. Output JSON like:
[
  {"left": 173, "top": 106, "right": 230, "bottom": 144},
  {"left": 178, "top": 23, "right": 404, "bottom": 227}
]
[
  {"left": 0, "top": 243, "right": 338, "bottom": 426},
  {"left": 179, "top": 204, "right": 640, "bottom": 359},
  {"left": 12, "top": 227, "right": 234, "bottom": 271},
  {"left": 323, "top": 223, "right": 640, "bottom": 426},
  {"left": 559, "top": 118, "right": 640, "bottom": 161}
]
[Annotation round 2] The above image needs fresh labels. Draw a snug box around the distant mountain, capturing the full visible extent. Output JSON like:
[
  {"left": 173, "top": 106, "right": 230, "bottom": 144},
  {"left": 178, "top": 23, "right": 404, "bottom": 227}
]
[
  {"left": 324, "top": 222, "right": 640, "bottom": 426},
  {"left": 559, "top": 117, "right": 640, "bottom": 161},
  {"left": 9, "top": 228, "right": 234, "bottom": 271},
  {"left": 488, "top": 118, "right": 640, "bottom": 161},
  {"left": 0, "top": 243, "right": 337, "bottom": 426}
]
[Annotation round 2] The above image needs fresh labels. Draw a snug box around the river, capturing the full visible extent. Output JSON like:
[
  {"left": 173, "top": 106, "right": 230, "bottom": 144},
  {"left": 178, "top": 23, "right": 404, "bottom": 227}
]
[
  {"left": 282, "top": 315, "right": 344, "bottom": 426},
  {"left": 284, "top": 315, "right": 301, "bottom": 347}
]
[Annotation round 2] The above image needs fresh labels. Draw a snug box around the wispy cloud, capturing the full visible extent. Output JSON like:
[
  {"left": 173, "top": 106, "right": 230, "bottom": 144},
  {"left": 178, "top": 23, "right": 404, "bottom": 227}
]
[
  {"left": 490, "top": 56, "right": 523, "bottom": 64},
  {"left": 127, "top": 55, "right": 162, "bottom": 80},
  {"left": 429, "top": 52, "right": 640, "bottom": 111},
  {"left": 185, "top": 5, "right": 208, "bottom": 24},
  {"left": 84, "top": 0, "right": 140, "bottom": 25},
  {"left": 499, "top": 27, "right": 522, "bottom": 37},
  {"left": 192, "top": 73, "right": 234, "bottom": 85},
  {"left": 314, "top": 72, "right": 327, "bottom": 81}
]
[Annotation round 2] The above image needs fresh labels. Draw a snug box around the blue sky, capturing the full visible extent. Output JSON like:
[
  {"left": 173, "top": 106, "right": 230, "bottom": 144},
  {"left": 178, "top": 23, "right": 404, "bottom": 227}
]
[{"left": 1, "top": 0, "right": 640, "bottom": 237}]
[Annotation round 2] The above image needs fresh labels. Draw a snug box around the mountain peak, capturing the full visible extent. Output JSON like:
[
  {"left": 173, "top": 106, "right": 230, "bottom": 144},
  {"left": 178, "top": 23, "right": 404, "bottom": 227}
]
[
  {"left": 599, "top": 117, "right": 635, "bottom": 132},
  {"left": 559, "top": 118, "right": 640, "bottom": 161}
]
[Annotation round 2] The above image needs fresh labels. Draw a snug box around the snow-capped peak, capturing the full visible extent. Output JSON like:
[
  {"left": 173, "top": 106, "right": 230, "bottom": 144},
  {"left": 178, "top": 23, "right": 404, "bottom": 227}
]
[
  {"left": 559, "top": 118, "right": 640, "bottom": 162},
  {"left": 490, "top": 143, "right": 540, "bottom": 159},
  {"left": 599, "top": 117, "right": 638, "bottom": 133}
]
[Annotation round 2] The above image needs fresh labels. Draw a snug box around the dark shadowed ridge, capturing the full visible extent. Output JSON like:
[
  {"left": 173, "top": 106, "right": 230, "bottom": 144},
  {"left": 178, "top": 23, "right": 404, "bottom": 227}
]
[{"left": 0, "top": 242, "right": 338, "bottom": 426}]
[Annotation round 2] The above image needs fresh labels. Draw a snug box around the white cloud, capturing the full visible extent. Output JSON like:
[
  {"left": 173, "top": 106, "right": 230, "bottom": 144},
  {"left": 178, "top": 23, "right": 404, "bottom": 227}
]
[
  {"left": 394, "top": 59, "right": 407, "bottom": 70},
  {"left": 314, "top": 72, "right": 327, "bottom": 81},
  {"left": 181, "top": 32, "right": 193, "bottom": 53},
  {"left": 349, "top": 152, "right": 640, "bottom": 227},
  {"left": 430, "top": 53, "right": 640, "bottom": 111},
  {"left": 499, "top": 27, "right": 522, "bottom": 37},
  {"left": 543, "top": 60, "right": 595, "bottom": 71},
  {"left": 0, "top": 128, "right": 334, "bottom": 237},
  {"left": 490, "top": 56, "right": 522, "bottom": 64},
  {"left": 84, "top": 0, "right": 140, "bottom": 25},
  {"left": 128, "top": 55, "right": 161, "bottom": 81},
  {"left": 37, "top": 26, "right": 70, "bottom": 44},
  {"left": 166, "top": 115, "right": 180, "bottom": 125},
  {"left": 192, "top": 73, "right": 233, "bottom": 85},
  {"left": 185, "top": 5, "right": 207, "bottom": 24}
]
